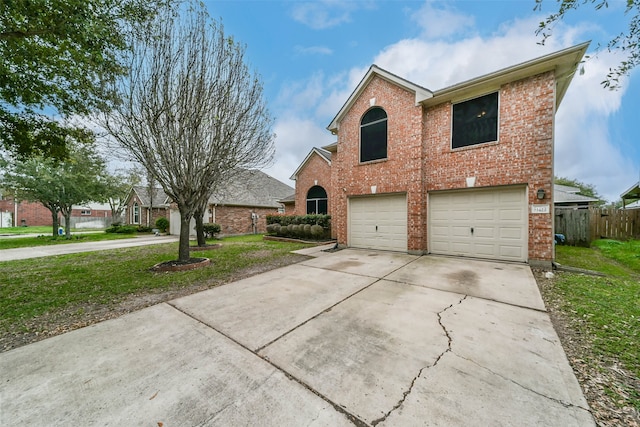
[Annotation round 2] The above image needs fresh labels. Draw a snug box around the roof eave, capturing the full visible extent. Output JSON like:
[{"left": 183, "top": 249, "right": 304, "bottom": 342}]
[
  {"left": 327, "top": 65, "right": 433, "bottom": 133},
  {"left": 289, "top": 147, "right": 332, "bottom": 180}
]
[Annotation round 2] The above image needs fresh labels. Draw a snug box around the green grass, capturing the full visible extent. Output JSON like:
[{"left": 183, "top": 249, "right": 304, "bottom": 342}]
[
  {"left": 0, "top": 226, "right": 62, "bottom": 235},
  {"left": 0, "top": 234, "right": 313, "bottom": 334},
  {"left": 0, "top": 232, "right": 134, "bottom": 249},
  {"left": 554, "top": 240, "right": 640, "bottom": 409}
]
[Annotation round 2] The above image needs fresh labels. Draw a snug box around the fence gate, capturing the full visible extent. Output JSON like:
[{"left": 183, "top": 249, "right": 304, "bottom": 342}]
[{"left": 555, "top": 208, "right": 591, "bottom": 246}]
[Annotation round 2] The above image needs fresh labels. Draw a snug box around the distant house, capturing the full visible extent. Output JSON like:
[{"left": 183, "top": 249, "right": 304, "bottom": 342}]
[
  {"left": 0, "top": 191, "right": 113, "bottom": 228},
  {"left": 123, "top": 186, "right": 171, "bottom": 228},
  {"left": 125, "top": 169, "right": 293, "bottom": 236},
  {"left": 620, "top": 181, "right": 640, "bottom": 209},
  {"left": 553, "top": 184, "right": 599, "bottom": 209}
]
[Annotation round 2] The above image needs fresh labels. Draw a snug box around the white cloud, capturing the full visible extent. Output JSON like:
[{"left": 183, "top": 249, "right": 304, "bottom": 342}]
[
  {"left": 411, "top": 1, "right": 476, "bottom": 40},
  {"left": 294, "top": 45, "right": 333, "bottom": 55},
  {"left": 290, "top": 1, "right": 358, "bottom": 30},
  {"left": 262, "top": 116, "right": 335, "bottom": 186}
]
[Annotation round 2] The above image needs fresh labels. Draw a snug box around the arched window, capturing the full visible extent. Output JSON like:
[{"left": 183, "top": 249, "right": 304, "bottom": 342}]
[
  {"left": 132, "top": 202, "right": 140, "bottom": 224},
  {"left": 306, "top": 186, "right": 328, "bottom": 214},
  {"left": 360, "top": 107, "right": 387, "bottom": 163}
]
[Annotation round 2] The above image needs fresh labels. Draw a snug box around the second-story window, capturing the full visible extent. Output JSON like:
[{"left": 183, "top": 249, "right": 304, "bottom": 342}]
[{"left": 360, "top": 107, "right": 388, "bottom": 163}]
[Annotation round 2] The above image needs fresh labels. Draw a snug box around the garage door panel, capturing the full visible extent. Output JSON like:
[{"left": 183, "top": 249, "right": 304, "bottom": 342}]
[
  {"left": 429, "top": 187, "right": 527, "bottom": 262},
  {"left": 349, "top": 195, "right": 407, "bottom": 252}
]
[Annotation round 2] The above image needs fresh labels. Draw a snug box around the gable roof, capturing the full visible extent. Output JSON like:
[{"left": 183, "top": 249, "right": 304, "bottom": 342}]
[
  {"left": 209, "top": 169, "right": 294, "bottom": 208},
  {"left": 327, "top": 41, "right": 589, "bottom": 133},
  {"left": 554, "top": 184, "right": 598, "bottom": 204},
  {"left": 621, "top": 181, "right": 640, "bottom": 202},
  {"left": 129, "top": 186, "right": 170, "bottom": 207},
  {"left": 327, "top": 66, "right": 433, "bottom": 133},
  {"left": 290, "top": 147, "right": 332, "bottom": 180}
]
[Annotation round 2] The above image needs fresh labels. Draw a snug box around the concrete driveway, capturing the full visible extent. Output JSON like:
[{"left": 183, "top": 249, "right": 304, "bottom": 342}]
[{"left": 0, "top": 249, "right": 594, "bottom": 426}]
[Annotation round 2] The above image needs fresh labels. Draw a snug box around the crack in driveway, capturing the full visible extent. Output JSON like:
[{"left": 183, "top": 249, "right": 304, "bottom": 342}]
[
  {"left": 454, "top": 352, "right": 593, "bottom": 414},
  {"left": 370, "top": 295, "right": 468, "bottom": 426}
]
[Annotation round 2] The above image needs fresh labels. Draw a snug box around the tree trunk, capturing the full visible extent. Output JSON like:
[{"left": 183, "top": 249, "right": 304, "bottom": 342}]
[
  {"left": 194, "top": 207, "right": 206, "bottom": 246},
  {"left": 178, "top": 211, "right": 192, "bottom": 262},
  {"left": 50, "top": 207, "right": 59, "bottom": 237},
  {"left": 61, "top": 207, "right": 72, "bottom": 239}
]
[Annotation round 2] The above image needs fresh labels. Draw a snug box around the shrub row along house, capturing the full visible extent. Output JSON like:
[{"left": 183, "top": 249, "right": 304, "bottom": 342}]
[
  {"left": 287, "top": 42, "right": 589, "bottom": 268},
  {"left": 124, "top": 169, "right": 293, "bottom": 236}
]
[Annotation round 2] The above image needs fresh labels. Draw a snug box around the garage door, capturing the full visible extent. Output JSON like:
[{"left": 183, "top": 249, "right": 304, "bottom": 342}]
[
  {"left": 429, "top": 187, "right": 527, "bottom": 262},
  {"left": 349, "top": 194, "right": 407, "bottom": 252}
]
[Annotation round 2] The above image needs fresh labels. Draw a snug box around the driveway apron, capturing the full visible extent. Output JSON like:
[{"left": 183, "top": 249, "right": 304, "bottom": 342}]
[{"left": 0, "top": 249, "right": 594, "bottom": 426}]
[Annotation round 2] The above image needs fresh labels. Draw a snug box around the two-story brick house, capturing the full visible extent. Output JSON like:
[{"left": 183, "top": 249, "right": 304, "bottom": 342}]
[{"left": 290, "top": 42, "right": 588, "bottom": 267}]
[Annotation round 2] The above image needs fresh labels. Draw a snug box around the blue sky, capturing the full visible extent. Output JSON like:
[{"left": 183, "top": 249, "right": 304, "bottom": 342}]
[{"left": 204, "top": 0, "right": 639, "bottom": 202}]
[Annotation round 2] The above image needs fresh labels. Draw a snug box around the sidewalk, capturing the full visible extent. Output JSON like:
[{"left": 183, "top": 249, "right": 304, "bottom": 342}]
[{"left": 0, "top": 235, "right": 179, "bottom": 262}]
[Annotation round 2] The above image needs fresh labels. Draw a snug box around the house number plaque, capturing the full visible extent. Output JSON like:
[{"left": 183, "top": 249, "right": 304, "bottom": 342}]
[{"left": 531, "top": 204, "right": 550, "bottom": 214}]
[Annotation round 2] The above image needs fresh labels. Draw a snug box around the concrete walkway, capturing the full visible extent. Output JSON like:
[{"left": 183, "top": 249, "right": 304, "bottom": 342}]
[
  {"left": 0, "top": 249, "right": 594, "bottom": 426},
  {"left": 0, "top": 234, "right": 178, "bottom": 261}
]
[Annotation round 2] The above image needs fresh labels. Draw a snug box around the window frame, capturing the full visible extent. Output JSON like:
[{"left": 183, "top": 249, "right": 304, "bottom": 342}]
[
  {"left": 306, "top": 185, "right": 328, "bottom": 215},
  {"left": 451, "top": 91, "right": 500, "bottom": 150},
  {"left": 80, "top": 209, "right": 91, "bottom": 216},
  {"left": 359, "top": 107, "right": 388, "bottom": 163},
  {"left": 132, "top": 202, "right": 140, "bottom": 224}
]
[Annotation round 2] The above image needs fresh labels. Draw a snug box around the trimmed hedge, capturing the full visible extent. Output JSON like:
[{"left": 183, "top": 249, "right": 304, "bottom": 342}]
[
  {"left": 105, "top": 224, "right": 137, "bottom": 234},
  {"left": 266, "top": 214, "right": 331, "bottom": 240}
]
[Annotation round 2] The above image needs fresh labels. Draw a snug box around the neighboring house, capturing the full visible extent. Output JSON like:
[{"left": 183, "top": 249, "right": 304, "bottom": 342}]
[
  {"left": 553, "top": 184, "right": 599, "bottom": 209},
  {"left": 124, "top": 186, "right": 170, "bottom": 228},
  {"left": 0, "top": 192, "right": 112, "bottom": 228},
  {"left": 195, "top": 169, "right": 294, "bottom": 236},
  {"left": 289, "top": 42, "right": 588, "bottom": 267},
  {"left": 277, "top": 194, "right": 296, "bottom": 215},
  {"left": 620, "top": 181, "right": 640, "bottom": 209}
]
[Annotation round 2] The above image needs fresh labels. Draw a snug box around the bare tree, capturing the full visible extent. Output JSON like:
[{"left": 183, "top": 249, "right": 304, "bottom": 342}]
[{"left": 102, "top": 2, "right": 275, "bottom": 262}]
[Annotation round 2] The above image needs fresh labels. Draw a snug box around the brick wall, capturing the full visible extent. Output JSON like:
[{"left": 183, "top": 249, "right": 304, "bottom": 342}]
[
  {"left": 0, "top": 198, "right": 55, "bottom": 226},
  {"left": 212, "top": 205, "right": 280, "bottom": 235},
  {"left": 294, "top": 152, "right": 332, "bottom": 216},
  {"left": 424, "top": 71, "right": 556, "bottom": 261},
  {"left": 329, "top": 71, "right": 556, "bottom": 262},
  {"left": 332, "top": 76, "right": 425, "bottom": 251}
]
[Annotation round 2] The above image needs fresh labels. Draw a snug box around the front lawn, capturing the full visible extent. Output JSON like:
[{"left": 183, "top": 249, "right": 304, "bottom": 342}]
[
  {"left": 0, "top": 234, "right": 314, "bottom": 351},
  {"left": 546, "top": 240, "right": 640, "bottom": 422}
]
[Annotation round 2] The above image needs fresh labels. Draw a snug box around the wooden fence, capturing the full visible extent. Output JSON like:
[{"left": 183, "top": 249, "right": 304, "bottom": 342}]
[{"left": 555, "top": 207, "right": 640, "bottom": 246}]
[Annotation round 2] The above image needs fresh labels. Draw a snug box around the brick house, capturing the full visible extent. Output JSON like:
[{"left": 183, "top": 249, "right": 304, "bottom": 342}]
[
  {"left": 128, "top": 169, "right": 293, "bottom": 236},
  {"left": 288, "top": 147, "right": 333, "bottom": 217},
  {"left": 290, "top": 42, "right": 588, "bottom": 267},
  {"left": 124, "top": 186, "right": 170, "bottom": 228},
  {"left": 0, "top": 191, "right": 113, "bottom": 228}
]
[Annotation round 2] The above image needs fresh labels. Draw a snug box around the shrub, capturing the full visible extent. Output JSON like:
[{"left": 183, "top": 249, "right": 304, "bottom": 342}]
[
  {"left": 155, "top": 217, "right": 169, "bottom": 232},
  {"left": 303, "top": 224, "right": 312, "bottom": 237},
  {"left": 136, "top": 225, "right": 152, "bottom": 233},
  {"left": 202, "top": 223, "right": 221, "bottom": 238},
  {"left": 105, "top": 225, "right": 137, "bottom": 234},
  {"left": 310, "top": 224, "right": 324, "bottom": 238}
]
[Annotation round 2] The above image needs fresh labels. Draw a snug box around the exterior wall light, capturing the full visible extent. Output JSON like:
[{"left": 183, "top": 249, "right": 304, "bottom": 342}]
[{"left": 537, "top": 188, "right": 546, "bottom": 200}]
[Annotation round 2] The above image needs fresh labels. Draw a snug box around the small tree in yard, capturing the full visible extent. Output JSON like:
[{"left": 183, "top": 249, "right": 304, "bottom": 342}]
[
  {"left": 103, "top": 1, "right": 275, "bottom": 262},
  {"left": 1, "top": 141, "right": 110, "bottom": 238}
]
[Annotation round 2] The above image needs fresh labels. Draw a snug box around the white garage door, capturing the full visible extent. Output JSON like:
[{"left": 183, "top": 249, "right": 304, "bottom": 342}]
[
  {"left": 349, "top": 194, "right": 407, "bottom": 252},
  {"left": 429, "top": 187, "right": 527, "bottom": 262}
]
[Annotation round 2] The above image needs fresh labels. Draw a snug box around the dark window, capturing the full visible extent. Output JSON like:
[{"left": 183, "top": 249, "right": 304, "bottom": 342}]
[
  {"left": 306, "top": 186, "right": 328, "bottom": 214},
  {"left": 452, "top": 92, "right": 498, "bottom": 149},
  {"left": 360, "top": 107, "right": 387, "bottom": 162}
]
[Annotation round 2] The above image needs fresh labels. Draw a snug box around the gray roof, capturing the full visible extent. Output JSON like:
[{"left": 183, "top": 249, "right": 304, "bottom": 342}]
[
  {"left": 554, "top": 184, "right": 598, "bottom": 204},
  {"left": 209, "top": 169, "right": 294, "bottom": 208},
  {"left": 278, "top": 193, "right": 296, "bottom": 203},
  {"left": 131, "top": 186, "right": 170, "bottom": 207}
]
